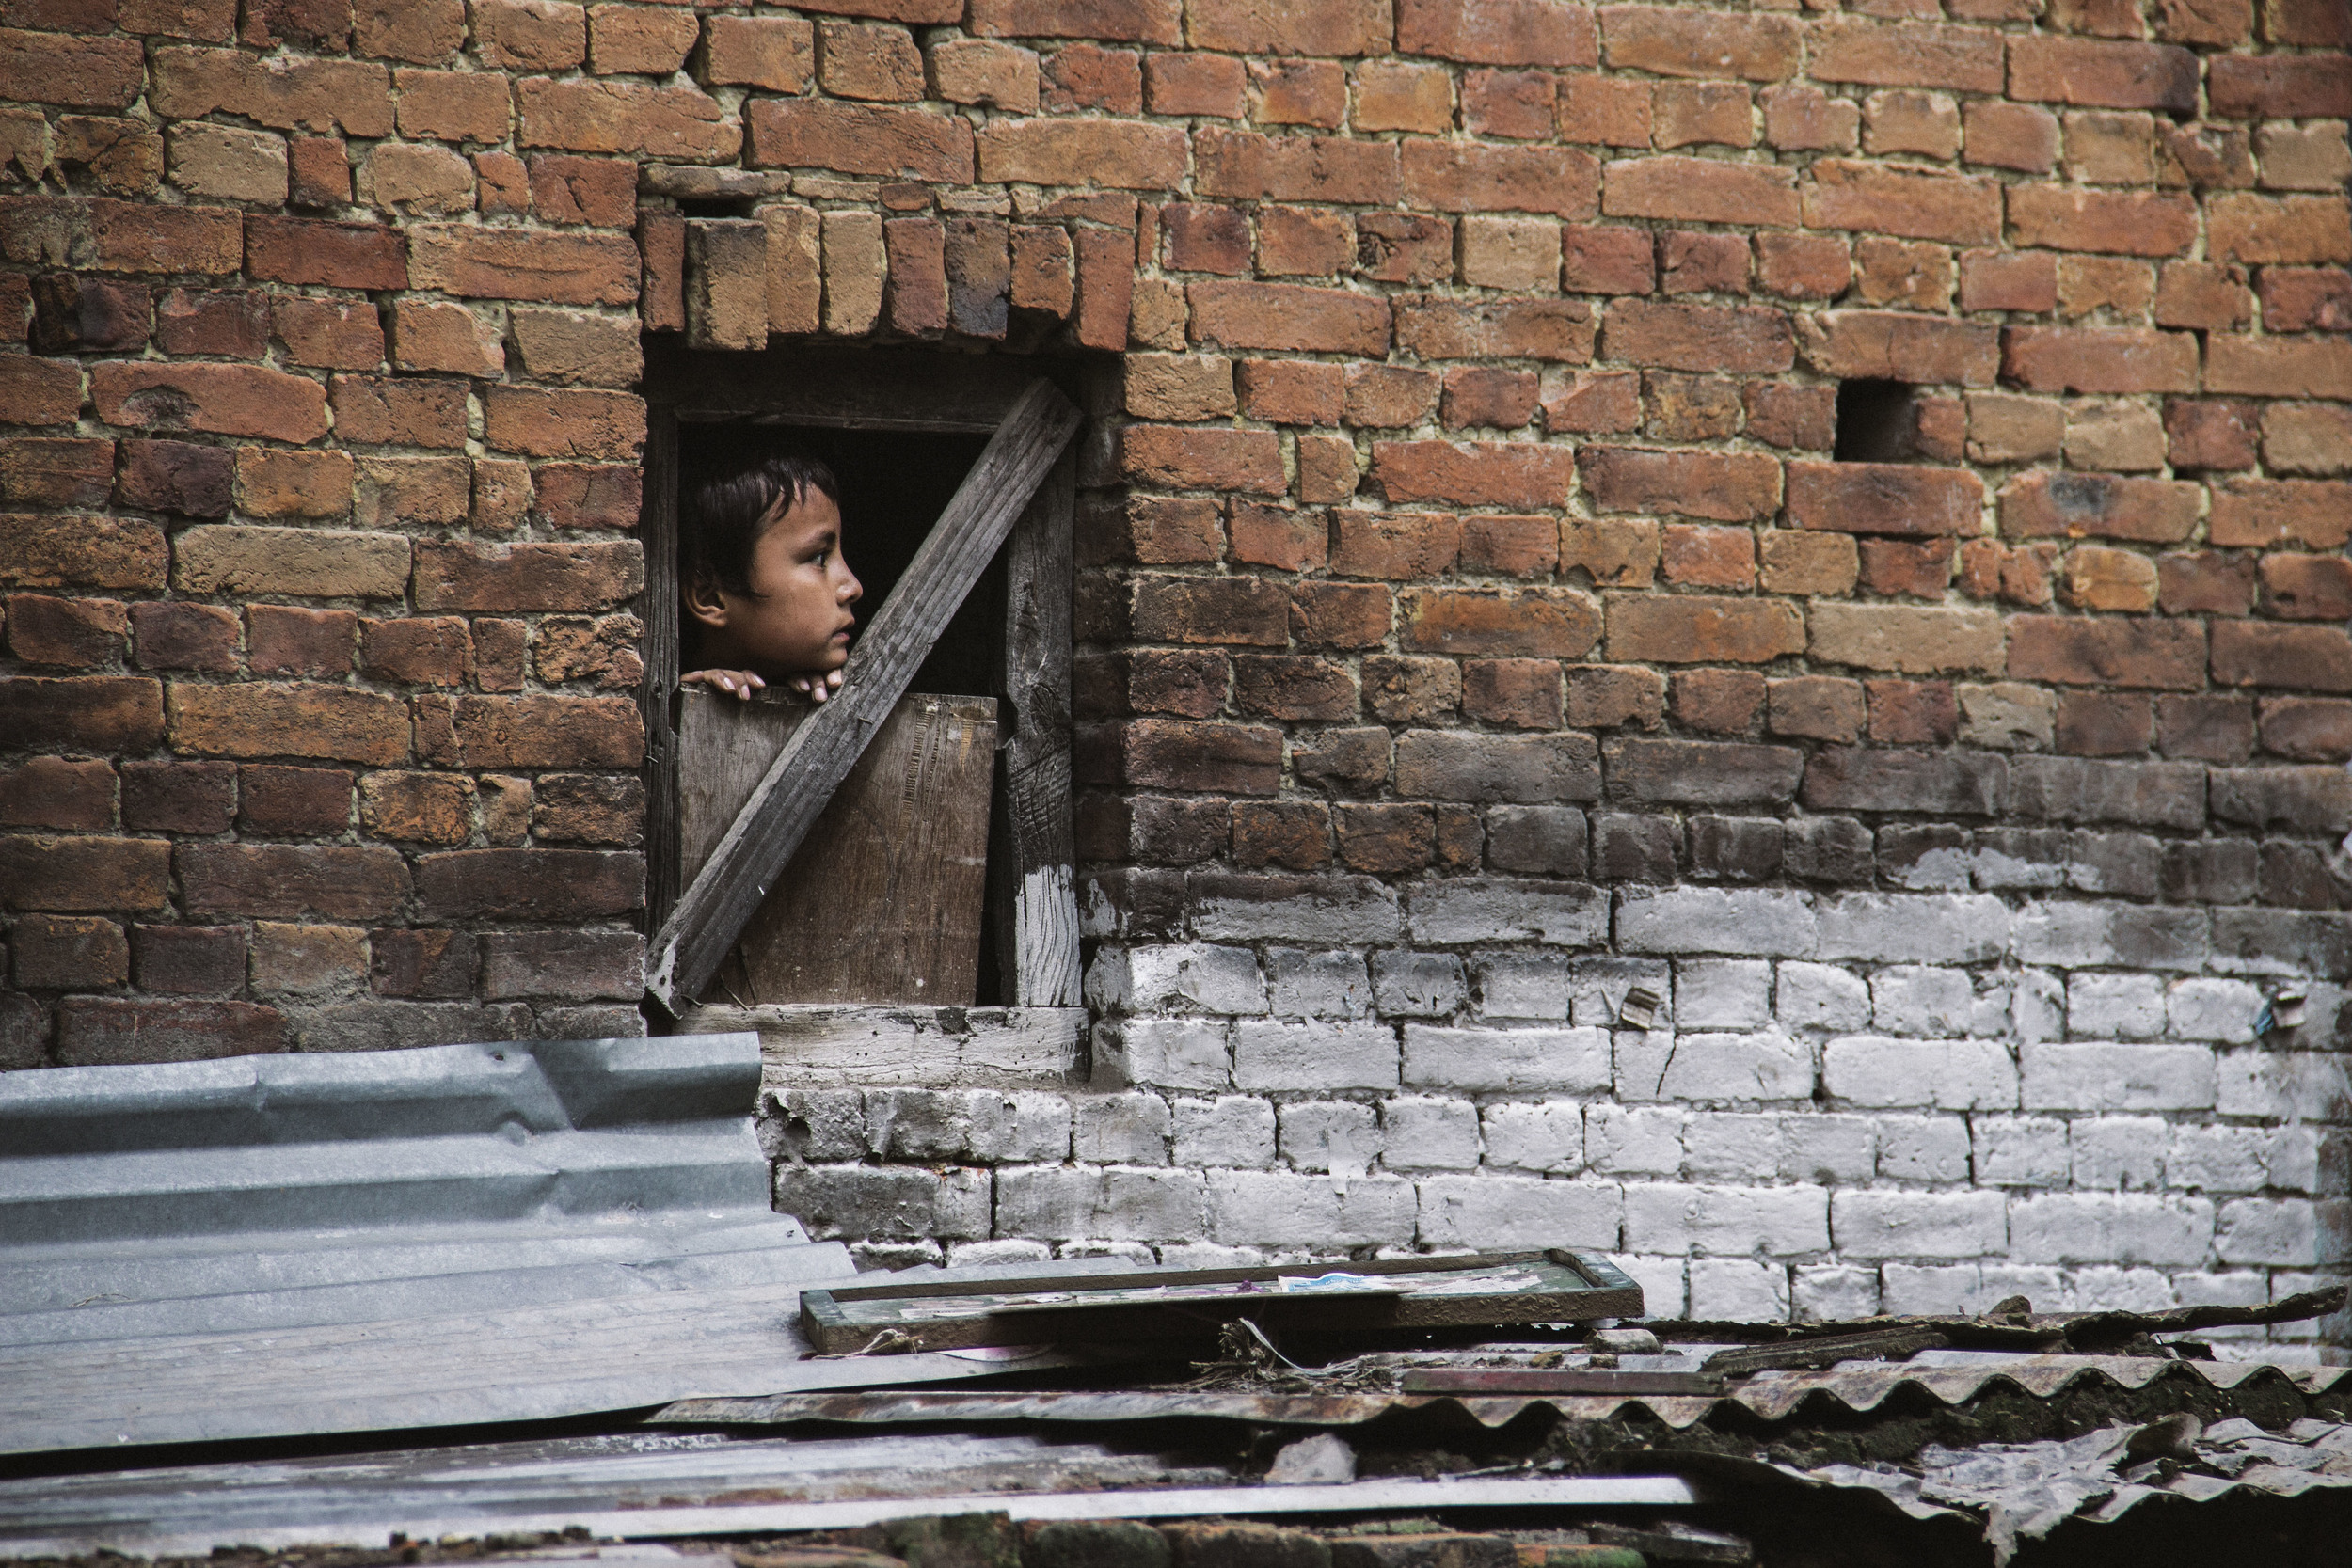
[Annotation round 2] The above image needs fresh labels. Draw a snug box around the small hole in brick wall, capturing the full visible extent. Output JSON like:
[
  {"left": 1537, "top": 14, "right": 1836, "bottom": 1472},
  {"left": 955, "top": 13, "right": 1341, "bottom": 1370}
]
[
  {"left": 674, "top": 196, "right": 757, "bottom": 219},
  {"left": 1835, "top": 378, "right": 1926, "bottom": 463}
]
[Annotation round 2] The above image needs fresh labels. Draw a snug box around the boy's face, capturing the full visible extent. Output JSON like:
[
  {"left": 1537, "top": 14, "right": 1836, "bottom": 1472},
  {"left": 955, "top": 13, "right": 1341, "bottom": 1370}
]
[{"left": 689, "top": 488, "right": 863, "bottom": 677}]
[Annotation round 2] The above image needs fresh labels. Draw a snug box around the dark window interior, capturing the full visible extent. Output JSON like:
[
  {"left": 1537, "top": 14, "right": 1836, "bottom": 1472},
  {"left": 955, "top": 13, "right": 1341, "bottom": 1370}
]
[
  {"left": 675, "top": 420, "right": 1002, "bottom": 700},
  {"left": 1835, "top": 377, "right": 1926, "bottom": 464}
]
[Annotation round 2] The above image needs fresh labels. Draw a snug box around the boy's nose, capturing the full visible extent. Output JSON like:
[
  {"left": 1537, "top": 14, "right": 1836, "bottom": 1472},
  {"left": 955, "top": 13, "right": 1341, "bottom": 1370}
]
[{"left": 839, "top": 567, "right": 863, "bottom": 603}]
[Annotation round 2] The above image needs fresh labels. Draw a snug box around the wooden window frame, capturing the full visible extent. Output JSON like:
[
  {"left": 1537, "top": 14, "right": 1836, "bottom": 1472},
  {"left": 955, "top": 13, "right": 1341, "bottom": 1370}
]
[{"left": 639, "top": 346, "right": 1085, "bottom": 1045}]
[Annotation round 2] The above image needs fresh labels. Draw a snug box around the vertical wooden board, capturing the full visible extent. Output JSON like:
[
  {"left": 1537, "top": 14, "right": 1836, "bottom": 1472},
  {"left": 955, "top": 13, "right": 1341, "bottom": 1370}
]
[
  {"left": 680, "top": 691, "right": 998, "bottom": 1006},
  {"left": 992, "top": 447, "right": 1081, "bottom": 1007},
  {"left": 641, "top": 407, "right": 684, "bottom": 932}
]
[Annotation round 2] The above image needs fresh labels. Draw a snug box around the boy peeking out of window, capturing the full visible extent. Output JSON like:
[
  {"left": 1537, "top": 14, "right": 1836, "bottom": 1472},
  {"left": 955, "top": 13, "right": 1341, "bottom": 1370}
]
[{"left": 681, "top": 455, "right": 864, "bottom": 705}]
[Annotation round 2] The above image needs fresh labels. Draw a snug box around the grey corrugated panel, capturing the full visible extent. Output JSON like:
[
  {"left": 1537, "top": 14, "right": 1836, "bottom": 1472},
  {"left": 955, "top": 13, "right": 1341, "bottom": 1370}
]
[
  {"left": 0, "top": 1036, "right": 1106, "bottom": 1457},
  {"left": 0, "top": 1428, "right": 1697, "bottom": 1558}
]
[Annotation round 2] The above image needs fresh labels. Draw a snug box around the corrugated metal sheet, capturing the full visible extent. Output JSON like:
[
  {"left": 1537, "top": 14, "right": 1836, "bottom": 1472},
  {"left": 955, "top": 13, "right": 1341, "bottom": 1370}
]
[
  {"left": 660, "top": 1349, "right": 2351, "bottom": 1433},
  {"left": 0, "top": 1428, "right": 1697, "bottom": 1557},
  {"left": 0, "top": 1036, "right": 1097, "bottom": 1456}
]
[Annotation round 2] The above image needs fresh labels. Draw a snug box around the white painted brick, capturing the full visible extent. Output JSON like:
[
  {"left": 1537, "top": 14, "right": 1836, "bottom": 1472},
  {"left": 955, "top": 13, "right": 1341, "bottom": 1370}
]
[
  {"left": 994, "top": 1164, "right": 1208, "bottom": 1242},
  {"left": 864, "top": 1088, "right": 976, "bottom": 1160},
  {"left": 2172, "top": 1270, "right": 2269, "bottom": 1307},
  {"left": 2010, "top": 1193, "right": 2214, "bottom": 1265},
  {"left": 1063, "top": 1242, "right": 1161, "bottom": 1271},
  {"left": 2217, "top": 1047, "right": 2351, "bottom": 1120},
  {"left": 852, "top": 1239, "right": 943, "bottom": 1271},
  {"left": 2014, "top": 900, "right": 2207, "bottom": 972},
  {"left": 1278, "top": 1100, "right": 1379, "bottom": 1174},
  {"left": 2022, "top": 1042, "right": 2216, "bottom": 1111},
  {"left": 1684, "top": 1111, "right": 1780, "bottom": 1181},
  {"left": 1402, "top": 1024, "right": 1611, "bottom": 1092},
  {"left": 774, "top": 1164, "right": 992, "bottom": 1240},
  {"left": 1618, "top": 1254, "right": 1687, "bottom": 1321},
  {"left": 1158, "top": 1241, "right": 1272, "bottom": 1268},
  {"left": 1793, "top": 1264, "right": 1881, "bottom": 1322},
  {"left": 1372, "top": 951, "right": 1467, "bottom": 1018},
  {"left": 1972, "top": 1117, "right": 2070, "bottom": 1187},
  {"left": 1816, "top": 893, "right": 2009, "bottom": 964},
  {"left": 1877, "top": 1116, "right": 1972, "bottom": 1184},
  {"left": 1476, "top": 950, "right": 1570, "bottom": 1020},
  {"left": 1967, "top": 982, "right": 2013, "bottom": 1038},
  {"left": 1615, "top": 1030, "right": 1816, "bottom": 1102},
  {"left": 1782, "top": 1112, "right": 1878, "bottom": 1184},
  {"left": 1232, "top": 1019, "right": 1399, "bottom": 1091},
  {"left": 764, "top": 1087, "right": 866, "bottom": 1163},
  {"left": 1870, "top": 966, "right": 1975, "bottom": 1037},
  {"left": 1690, "top": 1257, "right": 1789, "bottom": 1322},
  {"left": 2068, "top": 1116, "right": 2167, "bottom": 1190},
  {"left": 2066, "top": 973, "right": 2165, "bottom": 1039},
  {"left": 1585, "top": 1104, "right": 1686, "bottom": 1175},
  {"left": 1481, "top": 1101, "right": 1583, "bottom": 1173},
  {"left": 1622, "top": 1182, "right": 1830, "bottom": 1257},
  {"left": 948, "top": 1238, "right": 1052, "bottom": 1267},
  {"left": 1881, "top": 1262, "right": 2065, "bottom": 1316},
  {"left": 2068, "top": 1266, "right": 2176, "bottom": 1312},
  {"left": 1775, "top": 962, "right": 1871, "bottom": 1032},
  {"left": 2165, "top": 977, "right": 2263, "bottom": 1042},
  {"left": 1172, "top": 1096, "right": 1277, "bottom": 1169},
  {"left": 1381, "top": 1097, "right": 1481, "bottom": 1169},
  {"left": 1093, "top": 1019, "right": 1231, "bottom": 1091},
  {"left": 1416, "top": 1173, "right": 1622, "bottom": 1249},
  {"left": 2216, "top": 1196, "right": 2320, "bottom": 1266},
  {"left": 2267, "top": 1126, "right": 2322, "bottom": 1194},
  {"left": 1073, "top": 1093, "right": 1171, "bottom": 1164},
  {"left": 1407, "top": 879, "right": 1609, "bottom": 945},
  {"left": 1822, "top": 1037, "right": 2020, "bottom": 1110},
  {"left": 1090, "top": 943, "right": 1267, "bottom": 1015},
  {"left": 1617, "top": 887, "right": 1819, "bottom": 958},
  {"left": 1832, "top": 1190, "right": 2007, "bottom": 1258},
  {"left": 1195, "top": 879, "right": 1402, "bottom": 943},
  {"left": 1568, "top": 957, "right": 1673, "bottom": 1028},
  {"left": 1675, "top": 958, "right": 1772, "bottom": 1030},
  {"left": 1205, "top": 1170, "right": 1419, "bottom": 1247},
  {"left": 2012, "top": 968, "right": 2066, "bottom": 1043},
  {"left": 964, "top": 1090, "right": 1076, "bottom": 1164},
  {"left": 1268, "top": 948, "right": 1371, "bottom": 1019}
]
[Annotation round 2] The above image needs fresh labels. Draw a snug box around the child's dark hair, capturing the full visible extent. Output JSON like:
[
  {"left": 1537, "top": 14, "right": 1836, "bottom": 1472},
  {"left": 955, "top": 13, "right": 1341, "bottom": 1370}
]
[{"left": 684, "top": 454, "right": 841, "bottom": 596}]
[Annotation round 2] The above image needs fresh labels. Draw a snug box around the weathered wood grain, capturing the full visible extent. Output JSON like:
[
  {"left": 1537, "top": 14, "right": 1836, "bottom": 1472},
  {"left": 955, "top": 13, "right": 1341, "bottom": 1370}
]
[
  {"left": 644, "top": 380, "right": 1082, "bottom": 1015},
  {"left": 992, "top": 444, "right": 1081, "bottom": 1006}
]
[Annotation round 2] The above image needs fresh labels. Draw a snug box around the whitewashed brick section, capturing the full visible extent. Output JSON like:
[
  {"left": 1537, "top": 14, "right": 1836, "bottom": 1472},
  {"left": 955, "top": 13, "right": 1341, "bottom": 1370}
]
[
  {"left": 1816, "top": 894, "right": 2009, "bottom": 964},
  {"left": 1568, "top": 957, "right": 1673, "bottom": 1027},
  {"left": 1382, "top": 1097, "right": 1482, "bottom": 1168},
  {"left": 1617, "top": 887, "right": 1819, "bottom": 958},
  {"left": 1691, "top": 1257, "right": 1790, "bottom": 1321},
  {"left": 2022, "top": 1042, "right": 2217, "bottom": 1111},
  {"left": 2216, "top": 1198, "right": 2321, "bottom": 1266},
  {"left": 1615, "top": 1031, "right": 1815, "bottom": 1102},
  {"left": 2012, "top": 968, "right": 2066, "bottom": 1042},
  {"left": 1407, "top": 879, "right": 1609, "bottom": 944},
  {"left": 1279, "top": 1101, "right": 1379, "bottom": 1173},
  {"left": 1172, "top": 1096, "right": 1276, "bottom": 1168},
  {"left": 1372, "top": 951, "right": 1466, "bottom": 1017},
  {"left": 1775, "top": 962, "right": 1872, "bottom": 1032},
  {"left": 994, "top": 1164, "right": 1207, "bottom": 1242},
  {"left": 1232, "top": 1020, "right": 1399, "bottom": 1090},
  {"left": 1973, "top": 1116, "right": 2071, "bottom": 1186},
  {"left": 1624, "top": 1182, "right": 1831, "bottom": 1257},
  {"left": 965, "top": 1091, "right": 1075, "bottom": 1163},
  {"left": 1072, "top": 1093, "right": 1172, "bottom": 1164},
  {"left": 1417, "top": 1174, "right": 1622, "bottom": 1249},
  {"left": 1877, "top": 1116, "right": 1971, "bottom": 1183},
  {"left": 1481, "top": 1101, "right": 1584, "bottom": 1173},
  {"left": 2010, "top": 1193, "right": 2215, "bottom": 1265},
  {"left": 2167, "top": 1123, "right": 2275, "bottom": 1193},
  {"left": 2217, "top": 1047, "right": 2352, "bottom": 1119},
  {"left": 1870, "top": 967, "right": 1974, "bottom": 1037},
  {"left": 1784, "top": 1113, "right": 1878, "bottom": 1184},
  {"left": 1833, "top": 1190, "right": 2008, "bottom": 1258},
  {"left": 1093, "top": 1018, "right": 1230, "bottom": 1091},
  {"left": 1585, "top": 1103, "right": 1686, "bottom": 1175},
  {"left": 1087, "top": 943, "right": 1267, "bottom": 1015},
  {"left": 1403, "top": 1024, "right": 1611, "bottom": 1092},
  {"left": 1206, "top": 1170, "right": 1418, "bottom": 1247},
  {"left": 1882, "top": 1262, "right": 2066, "bottom": 1316},
  {"left": 1675, "top": 960, "right": 1772, "bottom": 1030},
  {"left": 2015, "top": 901, "right": 2207, "bottom": 971},
  {"left": 2068, "top": 973, "right": 2166, "bottom": 1039},
  {"left": 1268, "top": 949, "right": 1371, "bottom": 1019},
  {"left": 2165, "top": 977, "right": 2263, "bottom": 1041},
  {"left": 1476, "top": 951, "right": 1570, "bottom": 1019},
  {"left": 1793, "top": 1264, "right": 1881, "bottom": 1321},
  {"left": 2266, "top": 1126, "right": 2323, "bottom": 1194},
  {"left": 1823, "top": 1037, "right": 2020, "bottom": 1109},
  {"left": 1194, "top": 881, "right": 1402, "bottom": 942},
  {"left": 1618, "top": 1254, "right": 1687, "bottom": 1321},
  {"left": 765, "top": 1087, "right": 866, "bottom": 1162},
  {"left": 2069, "top": 1116, "right": 2167, "bottom": 1189},
  {"left": 2069, "top": 1266, "right": 2178, "bottom": 1311},
  {"left": 1684, "top": 1112, "right": 1781, "bottom": 1180}
]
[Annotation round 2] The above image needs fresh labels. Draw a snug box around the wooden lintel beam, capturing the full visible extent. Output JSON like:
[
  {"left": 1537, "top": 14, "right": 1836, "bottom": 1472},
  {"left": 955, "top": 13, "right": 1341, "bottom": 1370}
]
[{"left": 644, "top": 379, "right": 1083, "bottom": 1017}]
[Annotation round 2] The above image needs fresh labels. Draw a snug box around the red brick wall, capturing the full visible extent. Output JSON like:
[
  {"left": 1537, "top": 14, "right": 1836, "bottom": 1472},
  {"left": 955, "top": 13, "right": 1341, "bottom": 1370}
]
[{"left": 1, "top": 2, "right": 2347, "bottom": 1069}]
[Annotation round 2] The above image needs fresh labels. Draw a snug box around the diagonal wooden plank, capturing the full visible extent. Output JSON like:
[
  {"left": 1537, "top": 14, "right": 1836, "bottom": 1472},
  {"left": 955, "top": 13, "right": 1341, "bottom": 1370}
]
[{"left": 644, "top": 379, "right": 1082, "bottom": 1016}]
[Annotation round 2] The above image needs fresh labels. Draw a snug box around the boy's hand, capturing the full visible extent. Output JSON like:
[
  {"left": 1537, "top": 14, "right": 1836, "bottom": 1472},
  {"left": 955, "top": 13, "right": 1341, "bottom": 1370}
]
[
  {"left": 786, "top": 668, "right": 846, "bottom": 705},
  {"left": 681, "top": 668, "right": 765, "bottom": 701}
]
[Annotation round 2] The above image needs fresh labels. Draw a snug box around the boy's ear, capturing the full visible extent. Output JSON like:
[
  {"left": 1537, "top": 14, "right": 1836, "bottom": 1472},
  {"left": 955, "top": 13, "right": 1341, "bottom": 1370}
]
[{"left": 683, "top": 574, "right": 731, "bottom": 630}]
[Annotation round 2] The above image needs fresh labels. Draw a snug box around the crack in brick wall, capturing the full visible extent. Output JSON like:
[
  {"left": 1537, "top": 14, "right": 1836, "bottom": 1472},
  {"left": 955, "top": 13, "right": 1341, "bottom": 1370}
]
[{"left": 0, "top": 0, "right": 2344, "bottom": 1346}]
